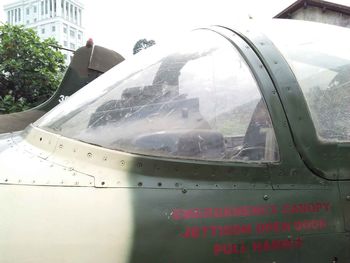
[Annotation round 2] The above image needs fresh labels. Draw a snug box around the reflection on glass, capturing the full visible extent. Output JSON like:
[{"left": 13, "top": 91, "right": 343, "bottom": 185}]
[
  {"left": 37, "top": 30, "right": 279, "bottom": 162},
  {"left": 266, "top": 20, "right": 350, "bottom": 141}
]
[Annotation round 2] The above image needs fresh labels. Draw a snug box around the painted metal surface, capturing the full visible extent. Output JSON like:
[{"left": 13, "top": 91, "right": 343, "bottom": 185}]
[{"left": 0, "top": 21, "right": 349, "bottom": 262}]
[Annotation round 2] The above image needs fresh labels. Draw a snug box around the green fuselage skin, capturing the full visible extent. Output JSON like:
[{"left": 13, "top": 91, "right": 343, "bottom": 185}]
[{"left": 0, "top": 24, "right": 349, "bottom": 263}]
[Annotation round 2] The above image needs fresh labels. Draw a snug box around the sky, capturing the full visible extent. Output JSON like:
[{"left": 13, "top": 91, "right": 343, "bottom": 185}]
[
  {"left": 1, "top": 0, "right": 349, "bottom": 57},
  {"left": 82, "top": 0, "right": 296, "bottom": 57}
]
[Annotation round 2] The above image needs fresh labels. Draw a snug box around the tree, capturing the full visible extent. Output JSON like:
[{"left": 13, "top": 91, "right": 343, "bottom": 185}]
[
  {"left": 0, "top": 24, "right": 66, "bottom": 114},
  {"left": 133, "top": 38, "right": 156, "bottom": 55}
]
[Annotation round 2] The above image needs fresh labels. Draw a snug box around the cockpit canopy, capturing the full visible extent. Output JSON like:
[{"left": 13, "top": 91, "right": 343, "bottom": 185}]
[
  {"left": 36, "top": 30, "right": 278, "bottom": 163},
  {"left": 35, "top": 20, "right": 350, "bottom": 163}
]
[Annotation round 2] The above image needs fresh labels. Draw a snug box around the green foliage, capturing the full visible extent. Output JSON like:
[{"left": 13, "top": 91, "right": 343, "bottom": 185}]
[
  {"left": 0, "top": 91, "right": 30, "bottom": 114},
  {"left": 0, "top": 23, "right": 66, "bottom": 114},
  {"left": 133, "top": 38, "right": 156, "bottom": 55}
]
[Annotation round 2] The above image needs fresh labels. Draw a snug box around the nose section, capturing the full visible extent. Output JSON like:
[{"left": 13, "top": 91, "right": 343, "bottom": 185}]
[
  {"left": 0, "top": 128, "right": 135, "bottom": 263},
  {"left": 0, "top": 132, "right": 18, "bottom": 152},
  {"left": 0, "top": 185, "right": 134, "bottom": 263}
]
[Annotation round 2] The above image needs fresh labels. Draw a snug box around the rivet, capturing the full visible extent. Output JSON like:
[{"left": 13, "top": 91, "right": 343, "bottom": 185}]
[
  {"left": 101, "top": 181, "right": 105, "bottom": 186},
  {"left": 120, "top": 160, "right": 125, "bottom": 166},
  {"left": 87, "top": 152, "right": 92, "bottom": 158},
  {"left": 59, "top": 144, "right": 63, "bottom": 149},
  {"left": 39, "top": 137, "right": 42, "bottom": 142},
  {"left": 263, "top": 194, "right": 269, "bottom": 200},
  {"left": 103, "top": 156, "right": 108, "bottom": 161},
  {"left": 182, "top": 188, "right": 187, "bottom": 194},
  {"left": 138, "top": 182, "right": 143, "bottom": 187},
  {"left": 158, "top": 182, "right": 162, "bottom": 187},
  {"left": 175, "top": 182, "right": 180, "bottom": 187},
  {"left": 4, "top": 178, "right": 8, "bottom": 182}
]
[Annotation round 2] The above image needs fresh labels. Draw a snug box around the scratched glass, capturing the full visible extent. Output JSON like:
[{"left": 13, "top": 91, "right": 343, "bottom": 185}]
[
  {"left": 266, "top": 20, "right": 350, "bottom": 142},
  {"left": 36, "top": 30, "right": 279, "bottom": 162}
]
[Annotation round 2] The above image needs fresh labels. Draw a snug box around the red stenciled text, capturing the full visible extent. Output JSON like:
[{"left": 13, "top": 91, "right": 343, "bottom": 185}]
[
  {"left": 213, "top": 237, "right": 302, "bottom": 256},
  {"left": 252, "top": 237, "right": 302, "bottom": 253},
  {"left": 172, "top": 205, "right": 277, "bottom": 220},
  {"left": 171, "top": 202, "right": 331, "bottom": 221},
  {"left": 293, "top": 219, "right": 327, "bottom": 231},
  {"left": 180, "top": 219, "right": 327, "bottom": 239},
  {"left": 255, "top": 219, "right": 327, "bottom": 234},
  {"left": 180, "top": 224, "right": 252, "bottom": 239},
  {"left": 213, "top": 242, "right": 247, "bottom": 255},
  {"left": 171, "top": 202, "right": 331, "bottom": 257},
  {"left": 255, "top": 221, "right": 291, "bottom": 234},
  {"left": 282, "top": 203, "right": 331, "bottom": 214}
]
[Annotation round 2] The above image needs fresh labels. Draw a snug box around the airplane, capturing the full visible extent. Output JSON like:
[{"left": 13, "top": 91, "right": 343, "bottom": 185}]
[
  {"left": 0, "top": 39, "right": 124, "bottom": 133},
  {"left": 0, "top": 19, "right": 350, "bottom": 263}
]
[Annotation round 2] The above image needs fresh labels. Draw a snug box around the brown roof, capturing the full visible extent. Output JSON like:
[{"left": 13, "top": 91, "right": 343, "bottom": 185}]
[{"left": 275, "top": 0, "right": 350, "bottom": 18}]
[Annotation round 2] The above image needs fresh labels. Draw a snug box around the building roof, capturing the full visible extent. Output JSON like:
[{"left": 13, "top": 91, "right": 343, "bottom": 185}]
[{"left": 274, "top": 0, "right": 350, "bottom": 18}]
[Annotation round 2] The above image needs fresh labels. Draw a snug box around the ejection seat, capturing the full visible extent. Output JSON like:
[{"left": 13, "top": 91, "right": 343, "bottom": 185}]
[{"left": 237, "top": 100, "right": 277, "bottom": 161}]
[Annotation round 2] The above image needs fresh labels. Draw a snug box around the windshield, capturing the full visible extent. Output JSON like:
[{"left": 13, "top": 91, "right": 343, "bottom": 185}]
[
  {"left": 266, "top": 20, "right": 350, "bottom": 142},
  {"left": 36, "top": 30, "right": 279, "bottom": 162}
]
